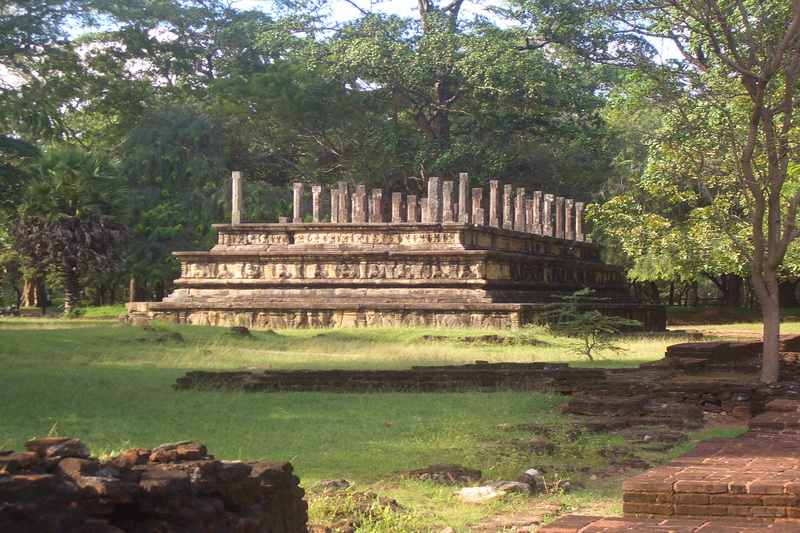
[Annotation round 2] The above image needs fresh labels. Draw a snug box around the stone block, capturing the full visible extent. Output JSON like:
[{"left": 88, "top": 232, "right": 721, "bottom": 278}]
[
  {"left": 675, "top": 493, "right": 711, "bottom": 505},
  {"left": 622, "top": 502, "right": 673, "bottom": 516},
  {"left": 674, "top": 504, "right": 730, "bottom": 516},
  {"left": 674, "top": 480, "right": 730, "bottom": 494},
  {"left": 751, "top": 507, "right": 787, "bottom": 518},
  {"left": 747, "top": 481, "right": 788, "bottom": 495},
  {"left": 26, "top": 437, "right": 90, "bottom": 459}
]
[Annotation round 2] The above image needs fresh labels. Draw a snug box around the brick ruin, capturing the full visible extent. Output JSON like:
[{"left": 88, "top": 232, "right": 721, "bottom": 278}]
[
  {"left": 0, "top": 437, "right": 307, "bottom": 532},
  {"left": 126, "top": 173, "right": 665, "bottom": 330}
]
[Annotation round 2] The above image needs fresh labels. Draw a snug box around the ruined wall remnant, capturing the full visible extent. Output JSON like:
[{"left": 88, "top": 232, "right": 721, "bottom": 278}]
[
  {"left": 0, "top": 437, "right": 307, "bottom": 532},
  {"left": 126, "top": 173, "right": 665, "bottom": 330}
]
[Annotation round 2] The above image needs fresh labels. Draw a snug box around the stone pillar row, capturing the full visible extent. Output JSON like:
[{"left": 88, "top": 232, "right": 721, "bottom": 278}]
[{"left": 231, "top": 172, "right": 585, "bottom": 241}]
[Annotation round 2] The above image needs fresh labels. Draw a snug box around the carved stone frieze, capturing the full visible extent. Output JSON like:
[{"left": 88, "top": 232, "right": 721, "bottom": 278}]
[{"left": 128, "top": 223, "right": 665, "bottom": 331}]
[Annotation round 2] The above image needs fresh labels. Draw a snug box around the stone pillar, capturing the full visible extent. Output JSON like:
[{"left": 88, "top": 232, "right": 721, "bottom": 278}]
[
  {"left": 338, "top": 182, "right": 350, "bottom": 223},
  {"left": 292, "top": 182, "right": 304, "bottom": 223},
  {"left": 427, "top": 177, "right": 441, "bottom": 223},
  {"left": 442, "top": 180, "right": 455, "bottom": 222},
  {"left": 370, "top": 189, "right": 384, "bottom": 223},
  {"left": 489, "top": 180, "right": 500, "bottom": 228},
  {"left": 543, "top": 194, "right": 554, "bottom": 236},
  {"left": 231, "top": 171, "right": 243, "bottom": 225},
  {"left": 532, "top": 191, "right": 543, "bottom": 234},
  {"left": 525, "top": 199, "right": 535, "bottom": 233},
  {"left": 502, "top": 184, "right": 513, "bottom": 230},
  {"left": 458, "top": 173, "right": 470, "bottom": 223},
  {"left": 472, "top": 188, "right": 485, "bottom": 226},
  {"left": 353, "top": 185, "right": 367, "bottom": 223},
  {"left": 312, "top": 186, "right": 322, "bottom": 223},
  {"left": 575, "top": 201, "right": 585, "bottom": 242},
  {"left": 407, "top": 195, "right": 419, "bottom": 222},
  {"left": 514, "top": 188, "right": 526, "bottom": 232},
  {"left": 421, "top": 198, "right": 429, "bottom": 222},
  {"left": 565, "top": 199, "right": 575, "bottom": 240},
  {"left": 555, "top": 196, "right": 565, "bottom": 239},
  {"left": 391, "top": 192, "right": 404, "bottom": 222},
  {"left": 330, "top": 189, "right": 340, "bottom": 223}
]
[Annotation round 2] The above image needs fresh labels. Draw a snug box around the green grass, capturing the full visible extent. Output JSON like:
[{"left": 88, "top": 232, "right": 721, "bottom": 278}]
[
  {"left": 678, "top": 321, "right": 800, "bottom": 334},
  {"left": 0, "top": 318, "right": 753, "bottom": 531}
]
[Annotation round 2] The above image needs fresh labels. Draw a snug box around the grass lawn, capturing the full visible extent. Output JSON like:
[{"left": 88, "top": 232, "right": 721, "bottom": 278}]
[{"left": 0, "top": 317, "right": 754, "bottom": 531}]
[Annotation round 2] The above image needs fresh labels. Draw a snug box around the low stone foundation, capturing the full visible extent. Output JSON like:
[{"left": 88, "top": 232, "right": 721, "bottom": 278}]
[
  {"left": 174, "top": 362, "right": 606, "bottom": 393},
  {"left": 0, "top": 438, "right": 307, "bottom": 532}
]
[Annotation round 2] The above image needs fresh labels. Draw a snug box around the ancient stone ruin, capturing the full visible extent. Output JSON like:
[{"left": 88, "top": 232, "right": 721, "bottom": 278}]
[
  {"left": 541, "top": 399, "right": 800, "bottom": 532},
  {"left": 0, "top": 437, "right": 307, "bottom": 532},
  {"left": 126, "top": 173, "right": 664, "bottom": 329}
]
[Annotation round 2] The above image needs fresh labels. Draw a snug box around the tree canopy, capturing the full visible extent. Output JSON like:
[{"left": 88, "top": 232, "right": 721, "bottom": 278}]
[
  {"left": 12, "top": 145, "right": 130, "bottom": 313},
  {"left": 3, "top": 0, "right": 800, "bottom": 372}
]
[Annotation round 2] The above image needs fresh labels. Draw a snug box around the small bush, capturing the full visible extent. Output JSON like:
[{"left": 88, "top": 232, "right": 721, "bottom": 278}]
[
  {"left": 540, "top": 289, "right": 642, "bottom": 360},
  {"left": 515, "top": 323, "right": 551, "bottom": 345}
]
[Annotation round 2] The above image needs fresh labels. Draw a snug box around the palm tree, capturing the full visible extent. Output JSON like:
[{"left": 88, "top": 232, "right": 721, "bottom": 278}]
[{"left": 12, "top": 145, "right": 130, "bottom": 314}]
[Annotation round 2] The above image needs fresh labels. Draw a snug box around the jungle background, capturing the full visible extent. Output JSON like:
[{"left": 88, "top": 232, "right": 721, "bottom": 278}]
[{"left": 2, "top": 0, "right": 798, "bottom": 314}]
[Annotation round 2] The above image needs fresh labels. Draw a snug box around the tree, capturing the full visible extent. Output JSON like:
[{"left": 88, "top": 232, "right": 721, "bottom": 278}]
[
  {"left": 0, "top": 0, "right": 102, "bottom": 141},
  {"left": 318, "top": 1, "right": 620, "bottom": 193},
  {"left": 539, "top": 288, "right": 642, "bottom": 360},
  {"left": 120, "top": 106, "right": 227, "bottom": 300},
  {"left": 616, "top": 0, "right": 800, "bottom": 381},
  {"left": 12, "top": 145, "right": 130, "bottom": 313}
]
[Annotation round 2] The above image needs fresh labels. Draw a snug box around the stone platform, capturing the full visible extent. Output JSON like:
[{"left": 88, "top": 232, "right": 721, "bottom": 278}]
[
  {"left": 126, "top": 175, "right": 665, "bottom": 330},
  {"left": 539, "top": 399, "right": 800, "bottom": 532},
  {"left": 125, "top": 223, "right": 663, "bottom": 330}
]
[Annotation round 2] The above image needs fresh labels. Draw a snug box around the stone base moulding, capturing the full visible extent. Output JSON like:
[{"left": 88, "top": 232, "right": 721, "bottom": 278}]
[{"left": 126, "top": 223, "right": 665, "bottom": 330}]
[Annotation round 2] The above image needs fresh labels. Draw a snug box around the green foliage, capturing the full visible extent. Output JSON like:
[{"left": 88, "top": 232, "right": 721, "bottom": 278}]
[
  {"left": 120, "top": 106, "right": 227, "bottom": 295},
  {"left": 317, "top": 5, "right": 621, "bottom": 193},
  {"left": 12, "top": 145, "right": 130, "bottom": 312},
  {"left": 515, "top": 323, "right": 550, "bottom": 346},
  {"left": 63, "top": 305, "right": 86, "bottom": 319},
  {"left": 539, "top": 289, "right": 642, "bottom": 360},
  {"left": 0, "top": 136, "right": 39, "bottom": 213}
]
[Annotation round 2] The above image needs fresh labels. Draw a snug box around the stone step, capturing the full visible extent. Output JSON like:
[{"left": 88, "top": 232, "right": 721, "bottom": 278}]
[
  {"left": 765, "top": 399, "right": 800, "bottom": 413},
  {"left": 748, "top": 399, "right": 800, "bottom": 431},
  {"left": 538, "top": 515, "right": 800, "bottom": 532}
]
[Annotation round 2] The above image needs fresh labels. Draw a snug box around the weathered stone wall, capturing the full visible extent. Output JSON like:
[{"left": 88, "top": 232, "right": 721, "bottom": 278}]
[
  {"left": 174, "top": 362, "right": 607, "bottom": 393},
  {"left": 0, "top": 438, "right": 307, "bottom": 532}
]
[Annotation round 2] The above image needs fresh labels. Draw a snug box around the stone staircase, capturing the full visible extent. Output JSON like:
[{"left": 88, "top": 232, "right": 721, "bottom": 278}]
[{"left": 539, "top": 399, "right": 800, "bottom": 532}]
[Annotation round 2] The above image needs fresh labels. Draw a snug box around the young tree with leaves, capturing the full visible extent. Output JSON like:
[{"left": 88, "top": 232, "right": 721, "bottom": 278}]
[{"left": 613, "top": 0, "right": 800, "bottom": 381}]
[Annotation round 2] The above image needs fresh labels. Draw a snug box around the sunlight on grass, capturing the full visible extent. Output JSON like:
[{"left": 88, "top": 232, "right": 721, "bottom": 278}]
[{"left": 0, "top": 318, "right": 763, "bottom": 532}]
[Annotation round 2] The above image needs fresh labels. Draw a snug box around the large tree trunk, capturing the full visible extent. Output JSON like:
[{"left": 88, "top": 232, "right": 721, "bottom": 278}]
[
  {"left": 689, "top": 281, "right": 699, "bottom": 307},
  {"left": 779, "top": 280, "right": 799, "bottom": 308},
  {"left": 63, "top": 273, "right": 82, "bottom": 316},
  {"left": 20, "top": 279, "right": 37, "bottom": 307},
  {"left": 761, "top": 299, "right": 781, "bottom": 383},
  {"left": 20, "top": 277, "right": 47, "bottom": 308},
  {"left": 129, "top": 277, "right": 149, "bottom": 302},
  {"left": 754, "top": 271, "right": 781, "bottom": 383},
  {"left": 725, "top": 274, "right": 742, "bottom": 311}
]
